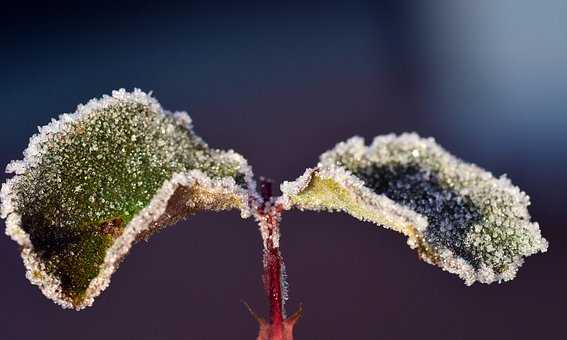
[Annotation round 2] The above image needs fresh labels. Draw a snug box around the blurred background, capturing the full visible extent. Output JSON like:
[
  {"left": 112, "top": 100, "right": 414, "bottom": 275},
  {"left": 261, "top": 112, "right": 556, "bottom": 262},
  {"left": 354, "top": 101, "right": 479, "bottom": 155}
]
[{"left": 1, "top": 1, "right": 565, "bottom": 339}]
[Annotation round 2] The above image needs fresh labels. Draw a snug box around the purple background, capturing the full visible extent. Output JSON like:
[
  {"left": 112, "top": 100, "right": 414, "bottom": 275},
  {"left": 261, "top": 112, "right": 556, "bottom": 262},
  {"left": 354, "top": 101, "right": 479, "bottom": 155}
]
[{"left": 1, "top": 1, "right": 565, "bottom": 339}]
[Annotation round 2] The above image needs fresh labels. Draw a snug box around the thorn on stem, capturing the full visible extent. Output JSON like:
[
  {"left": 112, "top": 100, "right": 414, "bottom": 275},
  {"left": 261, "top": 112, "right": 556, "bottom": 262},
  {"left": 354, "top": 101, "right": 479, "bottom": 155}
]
[
  {"left": 242, "top": 300, "right": 265, "bottom": 324},
  {"left": 243, "top": 301, "right": 304, "bottom": 340}
]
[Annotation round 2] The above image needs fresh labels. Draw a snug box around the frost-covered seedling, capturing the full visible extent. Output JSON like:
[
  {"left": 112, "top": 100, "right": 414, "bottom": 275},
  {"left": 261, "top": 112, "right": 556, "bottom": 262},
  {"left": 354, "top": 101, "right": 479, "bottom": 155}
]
[{"left": 1, "top": 90, "right": 547, "bottom": 340}]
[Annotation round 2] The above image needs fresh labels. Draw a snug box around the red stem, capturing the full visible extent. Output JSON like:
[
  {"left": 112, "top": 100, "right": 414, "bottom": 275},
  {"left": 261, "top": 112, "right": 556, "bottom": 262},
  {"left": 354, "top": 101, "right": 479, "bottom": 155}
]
[
  {"left": 252, "top": 178, "right": 301, "bottom": 340},
  {"left": 264, "top": 241, "right": 284, "bottom": 333},
  {"left": 260, "top": 179, "right": 285, "bottom": 326}
]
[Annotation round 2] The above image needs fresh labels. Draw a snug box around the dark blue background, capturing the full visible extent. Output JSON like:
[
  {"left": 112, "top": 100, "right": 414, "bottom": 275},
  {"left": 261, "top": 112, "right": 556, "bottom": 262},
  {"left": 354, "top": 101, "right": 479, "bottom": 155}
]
[{"left": 1, "top": 1, "right": 565, "bottom": 339}]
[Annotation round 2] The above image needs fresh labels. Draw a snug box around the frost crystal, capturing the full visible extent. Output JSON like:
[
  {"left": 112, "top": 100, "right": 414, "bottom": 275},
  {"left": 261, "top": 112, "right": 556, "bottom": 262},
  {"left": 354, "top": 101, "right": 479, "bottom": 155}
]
[
  {"left": 1, "top": 89, "right": 255, "bottom": 309},
  {"left": 280, "top": 133, "right": 548, "bottom": 285}
]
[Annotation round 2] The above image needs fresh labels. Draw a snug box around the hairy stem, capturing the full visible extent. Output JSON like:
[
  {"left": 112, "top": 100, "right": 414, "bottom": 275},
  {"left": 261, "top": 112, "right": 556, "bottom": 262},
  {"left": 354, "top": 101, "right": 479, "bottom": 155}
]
[
  {"left": 260, "top": 179, "right": 285, "bottom": 328},
  {"left": 250, "top": 178, "right": 301, "bottom": 340}
]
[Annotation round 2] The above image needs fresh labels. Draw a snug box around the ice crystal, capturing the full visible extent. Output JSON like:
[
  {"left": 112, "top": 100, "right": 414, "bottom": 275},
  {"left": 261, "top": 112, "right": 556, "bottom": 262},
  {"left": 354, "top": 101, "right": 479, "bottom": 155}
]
[
  {"left": 1, "top": 89, "right": 255, "bottom": 309},
  {"left": 281, "top": 133, "right": 548, "bottom": 284}
]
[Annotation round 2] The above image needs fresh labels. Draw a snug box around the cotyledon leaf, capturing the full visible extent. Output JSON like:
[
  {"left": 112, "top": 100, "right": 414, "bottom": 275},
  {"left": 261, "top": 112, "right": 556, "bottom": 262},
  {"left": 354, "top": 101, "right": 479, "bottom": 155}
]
[
  {"left": 280, "top": 133, "right": 548, "bottom": 285},
  {"left": 1, "top": 89, "right": 256, "bottom": 310}
]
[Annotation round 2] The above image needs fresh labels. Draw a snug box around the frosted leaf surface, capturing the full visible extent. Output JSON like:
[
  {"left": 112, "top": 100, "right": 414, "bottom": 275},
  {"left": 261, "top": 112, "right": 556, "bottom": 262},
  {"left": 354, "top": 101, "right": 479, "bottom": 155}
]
[
  {"left": 1, "top": 89, "right": 255, "bottom": 309},
  {"left": 280, "top": 133, "right": 547, "bottom": 285}
]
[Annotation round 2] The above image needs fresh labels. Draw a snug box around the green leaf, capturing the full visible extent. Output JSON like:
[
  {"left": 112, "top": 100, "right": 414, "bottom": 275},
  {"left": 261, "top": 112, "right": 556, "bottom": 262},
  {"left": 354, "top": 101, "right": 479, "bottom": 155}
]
[
  {"left": 1, "top": 89, "right": 255, "bottom": 309},
  {"left": 281, "top": 133, "right": 547, "bottom": 284}
]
